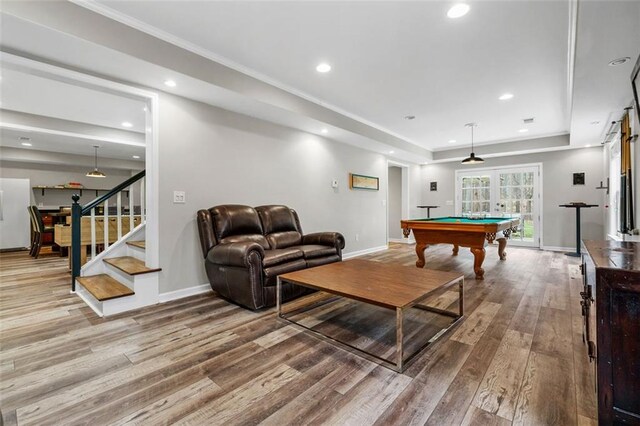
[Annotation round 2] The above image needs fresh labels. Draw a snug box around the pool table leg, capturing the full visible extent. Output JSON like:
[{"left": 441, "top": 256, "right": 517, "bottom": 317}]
[
  {"left": 497, "top": 238, "right": 507, "bottom": 260},
  {"left": 415, "top": 242, "right": 427, "bottom": 268},
  {"left": 452, "top": 245, "right": 459, "bottom": 256},
  {"left": 470, "top": 247, "right": 485, "bottom": 280}
]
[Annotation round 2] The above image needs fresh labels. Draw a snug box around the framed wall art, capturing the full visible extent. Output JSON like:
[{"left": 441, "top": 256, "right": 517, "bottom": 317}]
[{"left": 349, "top": 173, "right": 379, "bottom": 190}]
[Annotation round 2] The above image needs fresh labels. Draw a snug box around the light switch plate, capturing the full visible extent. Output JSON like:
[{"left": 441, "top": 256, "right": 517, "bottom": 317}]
[
  {"left": 173, "top": 191, "right": 186, "bottom": 204},
  {"left": 331, "top": 179, "right": 339, "bottom": 188}
]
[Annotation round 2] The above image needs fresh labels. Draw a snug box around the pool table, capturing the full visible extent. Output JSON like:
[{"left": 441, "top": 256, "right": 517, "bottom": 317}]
[{"left": 401, "top": 216, "right": 520, "bottom": 280}]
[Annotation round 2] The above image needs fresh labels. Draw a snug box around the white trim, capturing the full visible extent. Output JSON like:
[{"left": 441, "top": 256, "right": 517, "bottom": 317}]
[
  {"left": 159, "top": 284, "right": 212, "bottom": 303},
  {"left": 388, "top": 238, "right": 413, "bottom": 244},
  {"left": 342, "top": 245, "right": 388, "bottom": 260},
  {"left": 0, "top": 123, "right": 146, "bottom": 147}
]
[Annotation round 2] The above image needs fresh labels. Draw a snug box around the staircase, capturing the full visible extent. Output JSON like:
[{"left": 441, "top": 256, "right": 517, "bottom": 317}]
[{"left": 70, "top": 171, "right": 161, "bottom": 317}]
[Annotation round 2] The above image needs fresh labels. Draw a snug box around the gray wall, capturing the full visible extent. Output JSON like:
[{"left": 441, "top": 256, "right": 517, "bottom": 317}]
[
  {"left": 387, "top": 166, "right": 403, "bottom": 240},
  {"left": 157, "top": 93, "right": 409, "bottom": 293},
  {"left": 0, "top": 160, "right": 138, "bottom": 208},
  {"left": 421, "top": 147, "right": 606, "bottom": 249}
]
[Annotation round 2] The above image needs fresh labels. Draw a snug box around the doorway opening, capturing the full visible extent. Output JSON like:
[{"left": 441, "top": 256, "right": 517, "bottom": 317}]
[{"left": 387, "top": 161, "right": 411, "bottom": 244}]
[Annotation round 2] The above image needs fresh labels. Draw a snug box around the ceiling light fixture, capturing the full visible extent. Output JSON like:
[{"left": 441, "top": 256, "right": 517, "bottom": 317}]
[
  {"left": 86, "top": 145, "right": 106, "bottom": 178},
  {"left": 121, "top": 121, "right": 133, "bottom": 128},
  {"left": 448, "top": 139, "right": 456, "bottom": 144},
  {"left": 132, "top": 155, "right": 141, "bottom": 159},
  {"left": 461, "top": 123, "right": 484, "bottom": 164},
  {"left": 21, "top": 142, "right": 32, "bottom": 147},
  {"left": 608, "top": 57, "right": 630, "bottom": 67},
  {"left": 164, "top": 79, "right": 177, "bottom": 87},
  {"left": 316, "top": 63, "right": 331, "bottom": 73},
  {"left": 321, "top": 128, "right": 328, "bottom": 134},
  {"left": 404, "top": 115, "right": 416, "bottom": 120},
  {"left": 586, "top": 145, "right": 592, "bottom": 148},
  {"left": 447, "top": 3, "right": 470, "bottom": 18},
  {"left": 499, "top": 93, "right": 514, "bottom": 100},
  {"left": 389, "top": 151, "right": 395, "bottom": 154},
  {"left": 518, "top": 128, "right": 529, "bottom": 133}
]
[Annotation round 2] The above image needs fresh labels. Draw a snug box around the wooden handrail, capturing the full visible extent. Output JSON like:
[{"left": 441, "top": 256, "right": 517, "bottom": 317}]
[{"left": 71, "top": 170, "right": 146, "bottom": 291}]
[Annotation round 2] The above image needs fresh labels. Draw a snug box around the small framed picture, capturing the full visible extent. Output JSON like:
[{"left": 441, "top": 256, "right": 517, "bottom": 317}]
[
  {"left": 573, "top": 172, "right": 585, "bottom": 185},
  {"left": 430, "top": 182, "right": 438, "bottom": 191}
]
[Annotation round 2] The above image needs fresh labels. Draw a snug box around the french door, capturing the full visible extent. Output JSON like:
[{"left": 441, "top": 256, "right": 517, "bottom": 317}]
[{"left": 456, "top": 165, "right": 541, "bottom": 247}]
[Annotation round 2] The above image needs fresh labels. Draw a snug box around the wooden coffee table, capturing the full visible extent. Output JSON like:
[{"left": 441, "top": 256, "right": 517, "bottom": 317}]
[{"left": 277, "top": 259, "right": 464, "bottom": 372}]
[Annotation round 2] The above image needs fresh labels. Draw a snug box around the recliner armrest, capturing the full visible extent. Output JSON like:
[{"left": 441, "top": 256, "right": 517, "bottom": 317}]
[
  {"left": 302, "top": 232, "right": 346, "bottom": 250},
  {"left": 206, "top": 242, "right": 265, "bottom": 267}
]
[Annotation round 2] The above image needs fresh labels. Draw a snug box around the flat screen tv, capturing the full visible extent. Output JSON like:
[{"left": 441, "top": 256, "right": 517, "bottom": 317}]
[{"left": 632, "top": 54, "right": 640, "bottom": 121}]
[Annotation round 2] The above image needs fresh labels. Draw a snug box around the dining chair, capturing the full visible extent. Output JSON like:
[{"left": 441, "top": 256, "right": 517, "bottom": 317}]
[{"left": 28, "top": 206, "right": 54, "bottom": 258}]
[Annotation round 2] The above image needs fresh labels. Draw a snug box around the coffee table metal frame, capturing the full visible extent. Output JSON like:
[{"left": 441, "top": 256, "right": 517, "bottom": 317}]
[{"left": 276, "top": 275, "right": 464, "bottom": 373}]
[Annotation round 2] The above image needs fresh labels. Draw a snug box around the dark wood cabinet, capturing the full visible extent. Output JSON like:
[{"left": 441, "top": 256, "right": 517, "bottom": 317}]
[{"left": 582, "top": 240, "right": 640, "bottom": 425}]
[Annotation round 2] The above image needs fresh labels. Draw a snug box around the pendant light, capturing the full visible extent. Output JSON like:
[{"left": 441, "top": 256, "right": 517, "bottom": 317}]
[
  {"left": 86, "top": 145, "right": 106, "bottom": 178},
  {"left": 461, "top": 122, "right": 484, "bottom": 164}
]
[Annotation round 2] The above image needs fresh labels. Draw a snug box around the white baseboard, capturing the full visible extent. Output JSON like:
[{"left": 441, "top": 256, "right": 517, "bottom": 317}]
[
  {"left": 343, "top": 245, "right": 388, "bottom": 260},
  {"left": 159, "top": 283, "right": 212, "bottom": 303},
  {"left": 388, "top": 238, "right": 415, "bottom": 244},
  {"left": 541, "top": 245, "right": 573, "bottom": 252}
]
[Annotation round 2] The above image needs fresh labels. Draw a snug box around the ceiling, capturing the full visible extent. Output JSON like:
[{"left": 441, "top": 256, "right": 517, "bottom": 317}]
[
  {"left": 0, "top": 57, "right": 146, "bottom": 164},
  {"left": 0, "top": 0, "right": 638, "bottom": 164},
  {"left": 94, "top": 0, "right": 572, "bottom": 150}
]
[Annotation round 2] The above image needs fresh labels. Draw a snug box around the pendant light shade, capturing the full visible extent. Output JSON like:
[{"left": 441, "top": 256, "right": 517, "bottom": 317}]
[
  {"left": 87, "top": 145, "right": 106, "bottom": 178},
  {"left": 461, "top": 122, "right": 484, "bottom": 164}
]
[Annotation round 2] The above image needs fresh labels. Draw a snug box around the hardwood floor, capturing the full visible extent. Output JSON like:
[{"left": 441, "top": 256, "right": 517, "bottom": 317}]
[{"left": 0, "top": 243, "right": 597, "bottom": 425}]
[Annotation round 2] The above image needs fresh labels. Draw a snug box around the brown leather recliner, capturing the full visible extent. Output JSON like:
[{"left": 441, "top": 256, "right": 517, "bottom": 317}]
[{"left": 197, "top": 204, "right": 345, "bottom": 310}]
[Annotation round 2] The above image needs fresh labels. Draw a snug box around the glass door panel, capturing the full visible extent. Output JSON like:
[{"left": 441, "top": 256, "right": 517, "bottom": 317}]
[
  {"left": 460, "top": 174, "right": 491, "bottom": 216},
  {"left": 497, "top": 169, "right": 537, "bottom": 245}
]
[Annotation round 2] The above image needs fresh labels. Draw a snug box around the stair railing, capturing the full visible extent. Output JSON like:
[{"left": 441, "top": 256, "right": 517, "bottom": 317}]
[{"left": 71, "top": 170, "right": 146, "bottom": 290}]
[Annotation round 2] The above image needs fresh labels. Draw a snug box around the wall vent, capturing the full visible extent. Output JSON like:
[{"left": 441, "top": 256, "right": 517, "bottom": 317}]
[{"left": 523, "top": 118, "right": 535, "bottom": 124}]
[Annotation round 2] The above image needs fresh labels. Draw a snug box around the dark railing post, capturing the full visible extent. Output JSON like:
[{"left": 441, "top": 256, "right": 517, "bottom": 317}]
[{"left": 71, "top": 194, "right": 81, "bottom": 291}]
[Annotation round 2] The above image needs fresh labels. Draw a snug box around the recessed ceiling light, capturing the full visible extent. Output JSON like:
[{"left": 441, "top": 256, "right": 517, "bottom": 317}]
[
  {"left": 143, "top": 106, "right": 147, "bottom": 112},
  {"left": 518, "top": 128, "right": 529, "bottom": 133},
  {"left": 586, "top": 144, "right": 591, "bottom": 148},
  {"left": 316, "top": 63, "right": 331, "bottom": 73},
  {"left": 132, "top": 155, "right": 140, "bottom": 159},
  {"left": 422, "top": 162, "right": 429, "bottom": 165},
  {"left": 121, "top": 122, "right": 133, "bottom": 128},
  {"left": 21, "top": 142, "right": 32, "bottom": 147},
  {"left": 448, "top": 139, "right": 456, "bottom": 144},
  {"left": 321, "top": 128, "right": 328, "bottom": 134},
  {"left": 608, "top": 57, "right": 630, "bottom": 66},
  {"left": 499, "top": 93, "right": 514, "bottom": 101},
  {"left": 404, "top": 115, "right": 416, "bottom": 120},
  {"left": 590, "top": 121, "right": 600, "bottom": 125},
  {"left": 447, "top": 3, "right": 470, "bottom": 18},
  {"left": 164, "top": 79, "right": 177, "bottom": 87},
  {"left": 389, "top": 151, "right": 395, "bottom": 154}
]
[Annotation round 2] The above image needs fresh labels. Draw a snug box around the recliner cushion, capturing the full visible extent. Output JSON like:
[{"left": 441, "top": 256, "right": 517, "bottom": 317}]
[
  {"left": 263, "top": 259, "right": 308, "bottom": 281},
  {"left": 210, "top": 205, "right": 269, "bottom": 249},
  {"left": 288, "top": 244, "right": 337, "bottom": 259},
  {"left": 256, "top": 205, "right": 302, "bottom": 249},
  {"left": 262, "top": 248, "right": 304, "bottom": 267},
  {"left": 266, "top": 231, "right": 302, "bottom": 249}
]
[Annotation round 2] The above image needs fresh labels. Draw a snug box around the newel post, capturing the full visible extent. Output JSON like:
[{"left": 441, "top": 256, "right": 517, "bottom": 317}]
[{"left": 71, "top": 194, "right": 81, "bottom": 291}]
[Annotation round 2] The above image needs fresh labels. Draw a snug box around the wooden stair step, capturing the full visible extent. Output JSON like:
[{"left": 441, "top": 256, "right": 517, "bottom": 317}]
[
  {"left": 76, "top": 274, "right": 134, "bottom": 301},
  {"left": 126, "top": 240, "right": 146, "bottom": 249},
  {"left": 103, "top": 256, "right": 161, "bottom": 276}
]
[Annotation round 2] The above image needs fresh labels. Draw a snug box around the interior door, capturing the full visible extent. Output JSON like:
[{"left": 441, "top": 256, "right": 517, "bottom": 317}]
[
  {"left": 0, "top": 178, "right": 31, "bottom": 250},
  {"left": 456, "top": 165, "right": 540, "bottom": 247}
]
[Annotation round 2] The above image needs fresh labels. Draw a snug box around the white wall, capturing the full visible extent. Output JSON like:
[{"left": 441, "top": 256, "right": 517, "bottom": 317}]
[
  {"left": 387, "top": 166, "right": 403, "bottom": 240},
  {"left": 421, "top": 147, "right": 606, "bottom": 249},
  {"left": 157, "top": 93, "right": 420, "bottom": 293}
]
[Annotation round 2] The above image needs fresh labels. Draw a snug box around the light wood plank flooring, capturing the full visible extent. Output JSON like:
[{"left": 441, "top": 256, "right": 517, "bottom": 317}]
[{"left": 0, "top": 243, "right": 596, "bottom": 425}]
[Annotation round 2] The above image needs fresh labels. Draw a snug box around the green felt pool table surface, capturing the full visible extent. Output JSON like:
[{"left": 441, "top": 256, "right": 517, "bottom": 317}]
[{"left": 410, "top": 216, "right": 515, "bottom": 224}]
